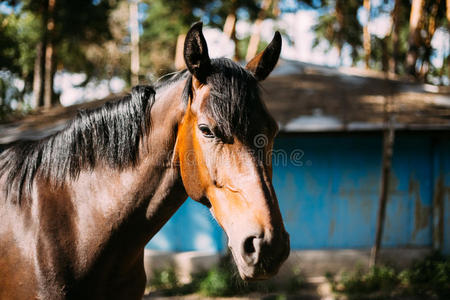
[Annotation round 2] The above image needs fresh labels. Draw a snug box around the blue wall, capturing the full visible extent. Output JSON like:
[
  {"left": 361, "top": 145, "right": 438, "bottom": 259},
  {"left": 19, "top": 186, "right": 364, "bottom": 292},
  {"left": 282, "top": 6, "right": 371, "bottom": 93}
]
[{"left": 147, "top": 133, "right": 450, "bottom": 254}]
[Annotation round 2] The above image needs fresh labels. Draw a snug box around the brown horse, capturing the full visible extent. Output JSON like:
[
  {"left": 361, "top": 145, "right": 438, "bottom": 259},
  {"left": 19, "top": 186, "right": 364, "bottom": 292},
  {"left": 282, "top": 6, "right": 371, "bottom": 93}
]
[{"left": 0, "top": 22, "right": 289, "bottom": 299}]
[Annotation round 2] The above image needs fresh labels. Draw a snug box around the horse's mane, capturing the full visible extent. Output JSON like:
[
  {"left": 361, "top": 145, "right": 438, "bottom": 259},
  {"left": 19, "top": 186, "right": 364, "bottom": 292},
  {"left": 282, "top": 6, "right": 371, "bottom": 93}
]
[
  {"left": 0, "top": 59, "right": 262, "bottom": 204},
  {"left": 0, "top": 84, "right": 156, "bottom": 204}
]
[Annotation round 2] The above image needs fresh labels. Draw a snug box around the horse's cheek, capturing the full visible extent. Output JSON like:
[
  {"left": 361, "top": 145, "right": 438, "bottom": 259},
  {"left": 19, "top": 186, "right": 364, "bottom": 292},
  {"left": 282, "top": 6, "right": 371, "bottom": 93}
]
[{"left": 177, "top": 119, "right": 204, "bottom": 201}]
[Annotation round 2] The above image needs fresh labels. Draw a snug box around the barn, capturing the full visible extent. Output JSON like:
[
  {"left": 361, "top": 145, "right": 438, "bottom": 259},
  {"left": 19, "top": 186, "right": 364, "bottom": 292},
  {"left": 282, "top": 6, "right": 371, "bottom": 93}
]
[{"left": 1, "top": 60, "right": 449, "bottom": 278}]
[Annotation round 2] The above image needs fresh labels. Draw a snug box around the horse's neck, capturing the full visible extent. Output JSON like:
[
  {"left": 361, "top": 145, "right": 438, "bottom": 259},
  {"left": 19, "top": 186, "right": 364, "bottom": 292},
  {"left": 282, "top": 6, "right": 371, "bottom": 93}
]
[{"left": 64, "top": 80, "right": 188, "bottom": 272}]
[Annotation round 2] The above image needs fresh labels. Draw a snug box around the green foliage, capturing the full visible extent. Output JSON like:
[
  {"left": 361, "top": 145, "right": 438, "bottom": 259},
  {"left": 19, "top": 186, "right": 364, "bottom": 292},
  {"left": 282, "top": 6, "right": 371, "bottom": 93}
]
[
  {"left": 0, "top": 12, "right": 40, "bottom": 79},
  {"left": 312, "top": 0, "right": 363, "bottom": 65},
  {"left": 0, "top": 0, "right": 117, "bottom": 113},
  {"left": 196, "top": 254, "right": 255, "bottom": 297},
  {"left": 196, "top": 263, "right": 282, "bottom": 297},
  {"left": 149, "top": 267, "right": 179, "bottom": 291},
  {"left": 140, "top": 0, "right": 196, "bottom": 75},
  {"left": 0, "top": 12, "right": 38, "bottom": 116},
  {"left": 140, "top": 0, "right": 266, "bottom": 75},
  {"left": 0, "top": 104, "right": 15, "bottom": 123},
  {"left": 0, "top": 101, "right": 32, "bottom": 123},
  {"left": 198, "top": 266, "right": 236, "bottom": 296},
  {"left": 336, "top": 266, "right": 398, "bottom": 295}
]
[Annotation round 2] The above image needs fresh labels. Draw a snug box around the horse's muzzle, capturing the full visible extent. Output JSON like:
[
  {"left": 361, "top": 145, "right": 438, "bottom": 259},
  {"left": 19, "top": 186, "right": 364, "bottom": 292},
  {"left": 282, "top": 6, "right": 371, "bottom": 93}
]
[{"left": 233, "top": 230, "right": 290, "bottom": 280}]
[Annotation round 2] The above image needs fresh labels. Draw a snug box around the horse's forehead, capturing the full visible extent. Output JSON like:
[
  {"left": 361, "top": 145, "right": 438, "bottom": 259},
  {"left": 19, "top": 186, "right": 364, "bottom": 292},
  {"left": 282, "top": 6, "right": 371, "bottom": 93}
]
[{"left": 191, "top": 84, "right": 211, "bottom": 113}]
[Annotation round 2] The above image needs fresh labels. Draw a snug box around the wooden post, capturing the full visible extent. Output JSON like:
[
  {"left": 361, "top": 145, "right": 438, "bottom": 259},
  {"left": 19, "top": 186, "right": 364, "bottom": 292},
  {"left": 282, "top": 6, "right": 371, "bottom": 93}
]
[
  {"left": 130, "top": 0, "right": 140, "bottom": 86},
  {"left": 369, "top": 82, "right": 395, "bottom": 267},
  {"left": 432, "top": 165, "right": 444, "bottom": 252}
]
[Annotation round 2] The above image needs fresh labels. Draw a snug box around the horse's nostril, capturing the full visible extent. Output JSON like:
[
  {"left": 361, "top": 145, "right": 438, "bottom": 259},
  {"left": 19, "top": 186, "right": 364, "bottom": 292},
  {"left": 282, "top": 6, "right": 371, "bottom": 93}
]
[
  {"left": 243, "top": 236, "right": 256, "bottom": 254},
  {"left": 241, "top": 235, "right": 262, "bottom": 265}
]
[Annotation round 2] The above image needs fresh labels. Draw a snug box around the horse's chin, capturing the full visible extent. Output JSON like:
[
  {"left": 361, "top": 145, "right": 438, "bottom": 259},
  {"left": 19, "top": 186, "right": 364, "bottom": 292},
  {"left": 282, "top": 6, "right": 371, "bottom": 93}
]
[
  {"left": 230, "top": 248, "right": 284, "bottom": 281},
  {"left": 235, "top": 263, "right": 282, "bottom": 281},
  {"left": 237, "top": 266, "right": 279, "bottom": 281}
]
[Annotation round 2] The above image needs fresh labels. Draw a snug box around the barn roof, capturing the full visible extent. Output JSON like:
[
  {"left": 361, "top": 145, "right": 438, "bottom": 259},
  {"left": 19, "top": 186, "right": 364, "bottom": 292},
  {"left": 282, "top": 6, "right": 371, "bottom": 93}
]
[
  {"left": 262, "top": 60, "right": 450, "bottom": 132},
  {"left": 1, "top": 60, "right": 449, "bottom": 145}
]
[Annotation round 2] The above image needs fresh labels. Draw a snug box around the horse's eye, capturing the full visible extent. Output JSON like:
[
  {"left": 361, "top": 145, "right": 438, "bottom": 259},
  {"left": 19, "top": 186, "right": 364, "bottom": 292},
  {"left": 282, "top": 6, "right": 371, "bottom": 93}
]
[{"left": 198, "top": 124, "right": 214, "bottom": 138}]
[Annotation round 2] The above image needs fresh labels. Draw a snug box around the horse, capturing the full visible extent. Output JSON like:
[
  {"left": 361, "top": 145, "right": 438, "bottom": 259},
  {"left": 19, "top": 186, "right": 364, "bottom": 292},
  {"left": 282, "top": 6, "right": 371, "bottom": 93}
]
[{"left": 0, "top": 22, "right": 289, "bottom": 299}]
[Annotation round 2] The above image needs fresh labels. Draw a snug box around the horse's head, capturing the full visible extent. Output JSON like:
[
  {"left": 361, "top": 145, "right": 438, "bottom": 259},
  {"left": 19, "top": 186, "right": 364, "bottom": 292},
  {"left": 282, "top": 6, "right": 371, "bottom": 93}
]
[{"left": 175, "top": 22, "right": 289, "bottom": 280}]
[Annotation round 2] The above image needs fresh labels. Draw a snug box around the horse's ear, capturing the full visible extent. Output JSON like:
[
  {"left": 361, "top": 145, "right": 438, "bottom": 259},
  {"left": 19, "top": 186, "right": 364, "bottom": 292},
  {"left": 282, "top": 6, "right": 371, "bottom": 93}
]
[
  {"left": 245, "top": 31, "right": 282, "bottom": 81},
  {"left": 184, "top": 22, "right": 212, "bottom": 83}
]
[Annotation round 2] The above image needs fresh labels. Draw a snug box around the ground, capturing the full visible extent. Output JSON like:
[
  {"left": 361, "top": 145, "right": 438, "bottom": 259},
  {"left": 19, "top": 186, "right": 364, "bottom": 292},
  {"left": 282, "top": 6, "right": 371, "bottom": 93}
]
[{"left": 143, "top": 277, "right": 333, "bottom": 300}]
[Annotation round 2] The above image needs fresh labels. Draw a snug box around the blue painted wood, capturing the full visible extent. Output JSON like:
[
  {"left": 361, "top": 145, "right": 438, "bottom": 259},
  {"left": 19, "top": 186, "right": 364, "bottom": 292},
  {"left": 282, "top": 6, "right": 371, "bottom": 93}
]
[
  {"left": 146, "top": 133, "right": 450, "bottom": 253},
  {"left": 146, "top": 198, "right": 225, "bottom": 252}
]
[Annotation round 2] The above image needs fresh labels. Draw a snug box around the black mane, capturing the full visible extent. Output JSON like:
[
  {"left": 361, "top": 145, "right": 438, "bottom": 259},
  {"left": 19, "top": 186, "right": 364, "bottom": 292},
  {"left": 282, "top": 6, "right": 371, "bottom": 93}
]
[
  {"left": 0, "top": 58, "right": 262, "bottom": 204},
  {"left": 0, "top": 85, "right": 156, "bottom": 203}
]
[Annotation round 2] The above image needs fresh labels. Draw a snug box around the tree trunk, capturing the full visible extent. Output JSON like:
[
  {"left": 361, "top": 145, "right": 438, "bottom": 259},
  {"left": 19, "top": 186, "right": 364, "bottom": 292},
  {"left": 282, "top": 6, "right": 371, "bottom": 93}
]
[
  {"left": 406, "top": 0, "right": 425, "bottom": 77},
  {"left": 223, "top": 9, "right": 236, "bottom": 38},
  {"left": 447, "top": 0, "right": 450, "bottom": 22},
  {"left": 337, "top": 44, "right": 342, "bottom": 66},
  {"left": 419, "top": 0, "right": 441, "bottom": 79},
  {"left": 43, "top": 0, "right": 55, "bottom": 109},
  {"left": 363, "top": 0, "right": 371, "bottom": 69},
  {"left": 130, "top": 0, "right": 140, "bottom": 86},
  {"left": 245, "top": 0, "right": 272, "bottom": 61},
  {"left": 389, "top": 0, "right": 401, "bottom": 74},
  {"left": 381, "top": 37, "right": 389, "bottom": 73},
  {"left": 32, "top": 0, "right": 50, "bottom": 109},
  {"left": 32, "top": 42, "right": 45, "bottom": 108},
  {"left": 174, "top": 34, "right": 186, "bottom": 70},
  {"left": 335, "top": 0, "right": 344, "bottom": 65},
  {"left": 43, "top": 42, "right": 54, "bottom": 109},
  {"left": 223, "top": 3, "right": 239, "bottom": 61}
]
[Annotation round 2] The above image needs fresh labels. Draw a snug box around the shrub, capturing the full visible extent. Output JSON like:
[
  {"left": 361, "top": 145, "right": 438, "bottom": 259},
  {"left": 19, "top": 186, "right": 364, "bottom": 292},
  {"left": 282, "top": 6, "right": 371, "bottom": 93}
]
[
  {"left": 399, "top": 253, "right": 450, "bottom": 299},
  {"left": 198, "top": 266, "right": 235, "bottom": 296},
  {"left": 329, "top": 265, "right": 398, "bottom": 296},
  {"left": 327, "top": 253, "right": 450, "bottom": 299}
]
